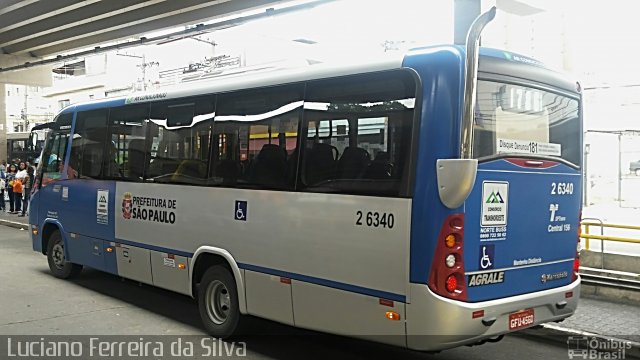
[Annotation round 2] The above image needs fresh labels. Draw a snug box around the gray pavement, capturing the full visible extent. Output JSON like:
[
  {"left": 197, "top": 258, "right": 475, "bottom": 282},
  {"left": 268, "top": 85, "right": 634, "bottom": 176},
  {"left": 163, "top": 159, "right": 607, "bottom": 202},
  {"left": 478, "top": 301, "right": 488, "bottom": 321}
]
[
  {"left": 522, "top": 296, "right": 640, "bottom": 359},
  {"left": 0, "top": 226, "right": 584, "bottom": 360},
  {"left": 558, "top": 297, "right": 640, "bottom": 342},
  {"left": 1, "top": 212, "right": 639, "bottom": 358},
  {"left": 0, "top": 209, "right": 29, "bottom": 230}
]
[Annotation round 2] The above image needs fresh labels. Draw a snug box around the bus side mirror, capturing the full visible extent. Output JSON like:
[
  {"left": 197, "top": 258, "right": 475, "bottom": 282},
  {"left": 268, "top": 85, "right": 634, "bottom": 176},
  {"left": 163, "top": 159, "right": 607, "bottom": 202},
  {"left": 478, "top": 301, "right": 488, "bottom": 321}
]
[
  {"left": 436, "top": 159, "right": 477, "bottom": 209},
  {"left": 29, "top": 133, "right": 37, "bottom": 151}
]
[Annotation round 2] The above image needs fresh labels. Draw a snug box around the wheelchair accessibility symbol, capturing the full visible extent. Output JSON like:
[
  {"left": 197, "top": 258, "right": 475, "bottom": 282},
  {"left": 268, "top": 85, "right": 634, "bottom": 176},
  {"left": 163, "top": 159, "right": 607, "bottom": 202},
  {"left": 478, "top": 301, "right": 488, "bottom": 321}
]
[
  {"left": 235, "top": 201, "right": 247, "bottom": 221},
  {"left": 479, "top": 244, "right": 495, "bottom": 270}
]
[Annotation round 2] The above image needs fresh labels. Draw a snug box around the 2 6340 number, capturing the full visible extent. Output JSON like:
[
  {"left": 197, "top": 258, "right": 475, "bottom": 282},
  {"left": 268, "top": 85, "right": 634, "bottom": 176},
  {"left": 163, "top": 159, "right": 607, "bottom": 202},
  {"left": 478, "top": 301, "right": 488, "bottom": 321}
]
[{"left": 356, "top": 211, "right": 395, "bottom": 229}]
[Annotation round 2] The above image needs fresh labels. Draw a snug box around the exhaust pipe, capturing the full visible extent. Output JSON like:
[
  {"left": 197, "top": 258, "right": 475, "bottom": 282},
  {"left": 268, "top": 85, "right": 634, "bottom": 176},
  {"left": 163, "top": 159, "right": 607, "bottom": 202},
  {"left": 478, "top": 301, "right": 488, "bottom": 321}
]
[
  {"left": 460, "top": 6, "right": 497, "bottom": 159},
  {"left": 437, "top": 6, "right": 496, "bottom": 209}
]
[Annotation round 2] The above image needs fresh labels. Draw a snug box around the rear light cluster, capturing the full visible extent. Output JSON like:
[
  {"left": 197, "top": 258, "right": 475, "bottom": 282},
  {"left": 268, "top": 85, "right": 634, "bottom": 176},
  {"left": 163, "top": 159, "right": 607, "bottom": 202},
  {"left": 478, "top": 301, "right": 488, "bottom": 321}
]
[
  {"left": 573, "top": 209, "right": 582, "bottom": 282},
  {"left": 428, "top": 214, "right": 467, "bottom": 301}
]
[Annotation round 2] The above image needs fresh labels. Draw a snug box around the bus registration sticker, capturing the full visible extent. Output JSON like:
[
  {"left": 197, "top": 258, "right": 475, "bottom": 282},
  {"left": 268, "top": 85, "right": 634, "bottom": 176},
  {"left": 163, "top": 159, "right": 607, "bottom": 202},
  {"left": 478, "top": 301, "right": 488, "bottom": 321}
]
[
  {"left": 481, "top": 181, "right": 508, "bottom": 227},
  {"left": 97, "top": 189, "right": 109, "bottom": 225},
  {"left": 509, "top": 309, "right": 534, "bottom": 330}
]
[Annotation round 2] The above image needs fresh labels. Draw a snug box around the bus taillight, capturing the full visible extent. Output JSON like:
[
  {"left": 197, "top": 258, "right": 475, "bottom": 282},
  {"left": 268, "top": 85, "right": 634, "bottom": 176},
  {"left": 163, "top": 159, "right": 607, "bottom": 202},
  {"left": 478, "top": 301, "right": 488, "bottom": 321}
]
[
  {"left": 445, "top": 274, "right": 458, "bottom": 292},
  {"left": 428, "top": 214, "right": 467, "bottom": 301},
  {"left": 573, "top": 209, "right": 581, "bottom": 282}
]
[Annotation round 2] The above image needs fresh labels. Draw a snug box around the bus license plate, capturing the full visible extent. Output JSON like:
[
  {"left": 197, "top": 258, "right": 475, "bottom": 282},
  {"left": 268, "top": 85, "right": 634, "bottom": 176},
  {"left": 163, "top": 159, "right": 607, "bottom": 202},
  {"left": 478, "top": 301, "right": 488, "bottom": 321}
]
[{"left": 509, "top": 309, "right": 535, "bottom": 330}]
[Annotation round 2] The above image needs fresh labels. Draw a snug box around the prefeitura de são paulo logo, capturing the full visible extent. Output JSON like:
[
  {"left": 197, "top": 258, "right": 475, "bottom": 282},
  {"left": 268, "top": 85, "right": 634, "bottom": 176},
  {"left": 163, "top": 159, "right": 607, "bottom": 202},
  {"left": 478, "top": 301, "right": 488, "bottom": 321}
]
[{"left": 122, "top": 192, "right": 133, "bottom": 219}]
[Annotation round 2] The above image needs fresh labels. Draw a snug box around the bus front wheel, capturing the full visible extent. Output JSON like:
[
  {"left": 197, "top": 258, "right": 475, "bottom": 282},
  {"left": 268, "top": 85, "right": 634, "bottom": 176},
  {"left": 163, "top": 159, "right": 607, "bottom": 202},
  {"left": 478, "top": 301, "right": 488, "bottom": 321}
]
[
  {"left": 46, "top": 230, "right": 82, "bottom": 279},
  {"left": 198, "top": 266, "right": 242, "bottom": 338}
]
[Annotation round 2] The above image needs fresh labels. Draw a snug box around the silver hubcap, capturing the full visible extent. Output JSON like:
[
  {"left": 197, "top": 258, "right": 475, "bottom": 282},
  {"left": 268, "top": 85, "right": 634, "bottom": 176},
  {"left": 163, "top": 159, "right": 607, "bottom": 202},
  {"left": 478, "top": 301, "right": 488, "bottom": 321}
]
[
  {"left": 52, "top": 243, "right": 65, "bottom": 269},
  {"left": 205, "top": 280, "right": 231, "bottom": 325}
]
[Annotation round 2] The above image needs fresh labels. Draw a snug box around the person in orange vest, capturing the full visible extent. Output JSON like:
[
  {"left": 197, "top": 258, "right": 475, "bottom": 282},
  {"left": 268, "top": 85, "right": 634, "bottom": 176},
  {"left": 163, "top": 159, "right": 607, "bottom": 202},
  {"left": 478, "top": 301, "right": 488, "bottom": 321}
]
[{"left": 13, "top": 162, "right": 28, "bottom": 214}]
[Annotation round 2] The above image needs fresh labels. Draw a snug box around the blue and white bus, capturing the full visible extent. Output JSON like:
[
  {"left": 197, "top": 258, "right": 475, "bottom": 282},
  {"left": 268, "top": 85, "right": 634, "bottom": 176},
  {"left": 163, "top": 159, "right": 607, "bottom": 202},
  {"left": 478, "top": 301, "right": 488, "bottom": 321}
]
[{"left": 29, "top": 10, "right": 582, "bottom": 352}]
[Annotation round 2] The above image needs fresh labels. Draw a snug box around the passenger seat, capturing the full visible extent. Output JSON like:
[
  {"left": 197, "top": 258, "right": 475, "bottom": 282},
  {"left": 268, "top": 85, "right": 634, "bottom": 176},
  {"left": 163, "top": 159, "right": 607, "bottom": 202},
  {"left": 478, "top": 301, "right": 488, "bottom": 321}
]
[
  {"left": 304, "top": 142, "right": 338, "bottom": 186},
  {"left": 365, "top": 151, "right": 393, "bottom": 179},
  {"left": 337, "top": 147, "right": 370, "bottom": 179},
  {"left": 250, "top": 144, "right": 287, "bottom": 186},
  {"left": 127, "top": 139, "right": 148, "bottom": 180}
]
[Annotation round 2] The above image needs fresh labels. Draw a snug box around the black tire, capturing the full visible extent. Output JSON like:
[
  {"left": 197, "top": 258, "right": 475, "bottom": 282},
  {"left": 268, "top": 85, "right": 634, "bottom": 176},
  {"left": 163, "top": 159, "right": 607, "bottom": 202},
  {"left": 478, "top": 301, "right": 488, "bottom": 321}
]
[
  {"left": 46, "top": 230, "right": 82, "bottom": 279},
  {"left": 198, "top": 266, "right": 242, "bottom": 338}
]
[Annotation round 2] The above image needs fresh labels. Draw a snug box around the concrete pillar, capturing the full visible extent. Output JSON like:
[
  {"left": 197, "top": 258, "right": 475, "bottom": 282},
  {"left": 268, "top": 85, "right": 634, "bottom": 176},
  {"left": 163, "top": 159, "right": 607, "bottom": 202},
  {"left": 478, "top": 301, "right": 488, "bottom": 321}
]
[
  {"left": 0, "top": 54, "right": 52, "bottom": 162},
  {"left": 0, "top": 83, "right": 5, "bottom": 163},
  {"left": 454, "top": 0, "right": 482, "bottom": 45}
]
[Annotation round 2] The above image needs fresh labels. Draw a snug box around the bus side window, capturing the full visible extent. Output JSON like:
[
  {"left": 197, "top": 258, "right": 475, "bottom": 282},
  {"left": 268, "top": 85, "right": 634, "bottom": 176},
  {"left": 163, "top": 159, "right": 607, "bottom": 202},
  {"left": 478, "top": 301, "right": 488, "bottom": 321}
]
[
  {"left": 40, "top": 113, "right": 72, "bottom": 187},
  {"left": 212, "top": 84, "right": 303, "bottom": 190},
  {"left": 107, "top": 104, "right": 151, "bottom": 182},
  {"left": 147, "top": 95, "right": 215, "bottom": 185},
  {"left": 301, "top": 70, "right": 416, "bottom": 197},
  {"left": 69, "top": 109, "right": 109, "bottom": 180},
  {"left": 41, "top": 133, "right": 69, "bottom": 183}
]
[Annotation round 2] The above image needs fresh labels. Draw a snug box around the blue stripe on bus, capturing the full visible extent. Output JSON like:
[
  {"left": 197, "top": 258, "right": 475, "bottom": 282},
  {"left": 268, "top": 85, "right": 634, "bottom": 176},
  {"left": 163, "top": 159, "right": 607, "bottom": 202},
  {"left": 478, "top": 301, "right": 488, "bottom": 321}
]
[
  {"left": 110, "top": 239, "right": 406, "bottom": 302},
  {"left": 114, "top": 238, "right": 194, "bottom": 258},
  {"left": 238, "top": 263, "right": 407, "bottom": 303}
]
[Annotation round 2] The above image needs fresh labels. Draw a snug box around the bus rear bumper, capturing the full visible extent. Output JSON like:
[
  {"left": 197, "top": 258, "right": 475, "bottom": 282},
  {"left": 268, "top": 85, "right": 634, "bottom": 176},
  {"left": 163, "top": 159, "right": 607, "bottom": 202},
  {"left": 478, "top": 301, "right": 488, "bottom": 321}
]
[{"left": 405, "top": 278, "right": 580, "bottom": 351}]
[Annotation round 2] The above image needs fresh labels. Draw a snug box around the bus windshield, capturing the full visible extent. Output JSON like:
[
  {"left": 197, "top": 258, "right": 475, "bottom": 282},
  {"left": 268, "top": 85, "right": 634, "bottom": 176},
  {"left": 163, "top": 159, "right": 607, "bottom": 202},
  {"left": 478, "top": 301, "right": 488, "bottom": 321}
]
[{"left": 473, "top": 80, "right": 581, "bottom": 167}]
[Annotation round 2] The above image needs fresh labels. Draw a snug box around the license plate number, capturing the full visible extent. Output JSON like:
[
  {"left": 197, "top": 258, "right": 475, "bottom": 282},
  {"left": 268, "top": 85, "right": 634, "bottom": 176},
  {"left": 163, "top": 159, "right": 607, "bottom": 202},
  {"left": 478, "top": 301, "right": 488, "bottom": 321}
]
[{"left": 509, "top": 309, "right": 535, "bottom": 330}]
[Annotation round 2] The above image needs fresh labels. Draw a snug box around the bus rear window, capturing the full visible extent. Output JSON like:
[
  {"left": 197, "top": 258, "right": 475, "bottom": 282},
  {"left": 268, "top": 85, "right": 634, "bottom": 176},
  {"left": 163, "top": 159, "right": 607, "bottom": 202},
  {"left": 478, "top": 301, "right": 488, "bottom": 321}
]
[{"left": 473, "top": 80, "right": 580, "bottom": 167}]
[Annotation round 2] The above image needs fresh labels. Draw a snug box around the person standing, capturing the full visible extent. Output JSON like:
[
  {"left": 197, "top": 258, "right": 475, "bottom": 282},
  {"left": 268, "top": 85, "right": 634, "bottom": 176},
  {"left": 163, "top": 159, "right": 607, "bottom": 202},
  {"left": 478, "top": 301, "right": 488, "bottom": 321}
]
[
  {"left": 13, "top": 162, "right": 27, "bottom": 214},
  {"left": 6, "top": 164, "right": 17, "bottom": 213},
  {"left": 19, "top": 166, "right": 34, "bottom": 217},
  {"left": 0, "top": 167, "right": 5, "bottom": 212}
]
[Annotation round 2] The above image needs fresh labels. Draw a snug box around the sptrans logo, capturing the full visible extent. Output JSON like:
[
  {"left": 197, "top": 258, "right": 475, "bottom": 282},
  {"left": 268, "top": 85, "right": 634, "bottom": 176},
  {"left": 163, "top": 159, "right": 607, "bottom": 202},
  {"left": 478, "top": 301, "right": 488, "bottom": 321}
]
[
  {"left": 481, "top": 181, "right": 509, "bottom": 227},
  {"left": 122, "top": 192, "right": 133, "bottom": 219}
]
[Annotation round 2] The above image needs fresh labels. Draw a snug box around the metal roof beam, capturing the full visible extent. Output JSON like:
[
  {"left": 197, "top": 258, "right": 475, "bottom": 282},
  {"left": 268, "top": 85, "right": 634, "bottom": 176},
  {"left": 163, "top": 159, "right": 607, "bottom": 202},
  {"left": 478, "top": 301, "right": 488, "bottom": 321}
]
[
  {"left": 0, "top": 0, "right": 332, "bottom": 73},
  {"left": 0, "top": 0, "right": 101, "bottom": 32},
  {"left": 8, "top": 0, "right": 285, "bottom": 57},
  {"left": 0, "top": 0, "right": 39, "bottom": 16},
  {"left": 0, "top": 0, "right": 165, "bottom": 48}
]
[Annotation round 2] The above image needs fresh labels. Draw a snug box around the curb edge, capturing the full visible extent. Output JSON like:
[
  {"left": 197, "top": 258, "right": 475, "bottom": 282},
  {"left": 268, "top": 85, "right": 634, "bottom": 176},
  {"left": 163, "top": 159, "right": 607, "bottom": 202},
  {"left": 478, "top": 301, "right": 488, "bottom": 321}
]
[{"left": 0, "top": 219, "right": 29, "bottom": 231}]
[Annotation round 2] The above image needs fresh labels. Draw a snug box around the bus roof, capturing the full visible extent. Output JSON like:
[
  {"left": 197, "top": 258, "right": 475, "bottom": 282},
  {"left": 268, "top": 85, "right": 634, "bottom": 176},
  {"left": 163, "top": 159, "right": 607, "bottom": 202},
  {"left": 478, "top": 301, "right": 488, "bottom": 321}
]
[
  {"left": 59, "top": 45, "right": 577, "bottom": 115},
  {"left": 31, "top": 122, "right": 55, "bottom": 131},
  {"left": 6, "top": 132, "right": 30, "bottom": 140},
  {"left": 64, "top": 53, "right": 406, "bottom": 113}
]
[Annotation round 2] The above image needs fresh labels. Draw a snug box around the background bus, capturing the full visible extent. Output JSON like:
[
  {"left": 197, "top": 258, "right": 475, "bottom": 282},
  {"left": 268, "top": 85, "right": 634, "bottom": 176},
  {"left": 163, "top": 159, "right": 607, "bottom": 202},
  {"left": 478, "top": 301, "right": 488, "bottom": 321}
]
[
  {"left": 28, "top": 24, "right": 582, "bottom": 352},
  {"left": 6, "top": 123, "right": 51, "bottom": 164},
  {"left": 6, "top": 132, "right": 30, "bottom": 163}
]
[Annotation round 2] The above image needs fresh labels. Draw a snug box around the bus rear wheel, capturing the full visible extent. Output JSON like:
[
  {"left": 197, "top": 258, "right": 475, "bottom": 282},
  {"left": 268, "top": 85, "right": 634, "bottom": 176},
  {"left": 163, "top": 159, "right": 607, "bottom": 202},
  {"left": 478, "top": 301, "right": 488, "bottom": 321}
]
[
  {"left": 198, "top": 266, "right": 242, "bottom": 338},
  {"left": 46, "top": 230, "right": 82, "bottom": 279}
]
